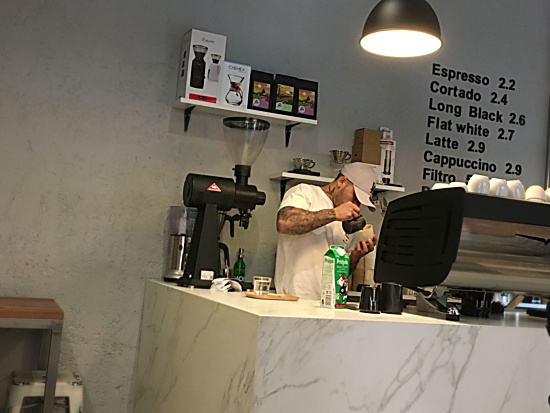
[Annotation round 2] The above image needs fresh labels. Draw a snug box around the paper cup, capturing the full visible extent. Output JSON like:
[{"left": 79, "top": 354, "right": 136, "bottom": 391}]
[
  {"left": 350, "top": 224, "right": 374, "bottom": 247},
  {"left": 431, "top": 183, "right": 450, "bottom": 190},
  {"left": 507, "top": 180, "right": 525, "bottom": 199},
  {"left": 525, "top": 185, "right": 546, "bottom": 202},
  {"left": 467, "top": 174, "right": 490, "bottom": 194},
  {"left": 489, "top": 178, "right": 509, "bottom": 197}
]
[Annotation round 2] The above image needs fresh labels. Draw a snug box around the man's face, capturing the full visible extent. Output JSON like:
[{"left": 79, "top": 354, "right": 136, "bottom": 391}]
[{"left": 333, "top": 177, "right": 360, "bottom": 207}]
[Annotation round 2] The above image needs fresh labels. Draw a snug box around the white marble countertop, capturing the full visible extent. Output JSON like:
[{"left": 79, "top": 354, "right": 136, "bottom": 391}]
[{"left": 154, "top": 280, "right": 546, "bottom": 329}]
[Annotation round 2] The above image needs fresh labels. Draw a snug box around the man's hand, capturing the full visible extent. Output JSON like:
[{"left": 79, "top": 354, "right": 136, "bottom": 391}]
[
  {"left": 349, "top": 234, "right": 377, "bottom": 271},
  {"left": 333, "top": 201, "right": 361, "bottom": 221}
]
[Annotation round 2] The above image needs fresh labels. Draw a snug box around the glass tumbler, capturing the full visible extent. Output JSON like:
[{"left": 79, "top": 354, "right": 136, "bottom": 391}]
[{"left": 253, "top": 276, "right": 271, "bottom": 295}]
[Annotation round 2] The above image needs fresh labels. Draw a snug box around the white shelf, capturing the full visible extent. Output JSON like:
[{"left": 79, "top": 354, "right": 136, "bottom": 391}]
[
  {"left": 270, "top": 172, "right": 333, "bottom": 185},
  {"left": 270, "top": 172, "right": 405, "bottom": 199},
  {"left": 270, "top": 172, "right": 405, "bottom": 192},
  {"left": 374, "top": 183, "right": 405, "bottom": 192},
  {"left": 176, "top": 97, "right": 318, "bottom": 126},
  {"left": 176, "top": 97, "right": 317, "bottom": 147}
]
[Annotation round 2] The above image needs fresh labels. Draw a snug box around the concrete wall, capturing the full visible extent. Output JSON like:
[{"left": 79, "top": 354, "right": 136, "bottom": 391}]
[{"left": 0, "top": 1, "right": 548, "bottom": 411}]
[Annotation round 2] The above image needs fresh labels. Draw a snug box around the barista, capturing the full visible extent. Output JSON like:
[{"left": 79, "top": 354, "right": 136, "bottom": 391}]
[{"left": 274, "top": 162, "right": 377, "bottom": 299}]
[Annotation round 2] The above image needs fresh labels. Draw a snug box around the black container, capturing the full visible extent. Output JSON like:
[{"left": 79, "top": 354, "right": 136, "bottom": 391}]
[
  {"left": 273, "top": 74, "right": 298, "bottom": 115},
  {"left": 379, "top": 282, "right": 403, "bottom": 314},
  {"left": 294, "top": 78, "right": 318, "bottom": 120},
  {"left": 247, "top": 70, "right": 275, "bottom": 112},
  {"left": 359, "top": 285, "right": 380, "bottom": 313}
]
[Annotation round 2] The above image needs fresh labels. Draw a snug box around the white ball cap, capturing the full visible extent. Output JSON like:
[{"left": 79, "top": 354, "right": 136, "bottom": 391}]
[{"left": 341, "top": 162, "right": 377, "bottom": 211}]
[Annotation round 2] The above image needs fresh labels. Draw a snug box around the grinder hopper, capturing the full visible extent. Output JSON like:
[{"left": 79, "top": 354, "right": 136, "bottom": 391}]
[{"left": 223, "top": 117, "right": 270, "bottom": 184}]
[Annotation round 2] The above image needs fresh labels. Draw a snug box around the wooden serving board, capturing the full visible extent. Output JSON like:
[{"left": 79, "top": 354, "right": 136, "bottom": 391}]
[{"left": 245, "top": 292, "right": 299, "bottom": 301}]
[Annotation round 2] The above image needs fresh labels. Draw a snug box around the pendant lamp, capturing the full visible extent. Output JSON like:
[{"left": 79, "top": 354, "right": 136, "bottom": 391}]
[{"left": 360, "top": 0, "right": 442, "bottom": 57}]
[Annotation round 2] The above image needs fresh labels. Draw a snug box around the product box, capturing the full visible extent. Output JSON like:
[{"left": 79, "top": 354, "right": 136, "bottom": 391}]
[
  {"left": 351, "top": 143, "right": 381, "bottom": 165},
  {"left": 273, "top": 74, "right": 297, "bottom": 115},
  {"left": 354, "top": 128, "right": 382, "bottom": 146},
  {"left": 380, "top": 139, "right": 396, "bottom": 184},
  {"left": 176, "top": 29, "right": 227, "bottom": 104},
  {"left": 380, "top": 126, "right": 393, "bottom": 140},
  {"left": 294, "top": 78, "right": 318, "bottom": 120},
  {"left": 351, "top": 128, "right": 396, "bottom": 183},
  {"left": 320, "top": 246, "right": 350, "bottom": 309},
  {"left": 352, "top": 129, "right": 382, "bottom": 165},
  {"left": 247, "top": 70, "right": 275, "bottom": 112},
  {"left": 219, "top": 61, "right": 251, "bottom": 108}
]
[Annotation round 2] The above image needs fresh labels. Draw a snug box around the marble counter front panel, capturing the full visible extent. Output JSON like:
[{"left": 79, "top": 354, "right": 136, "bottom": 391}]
[{"left": 131, "top": 281, "right": 550, "bottom": 413}]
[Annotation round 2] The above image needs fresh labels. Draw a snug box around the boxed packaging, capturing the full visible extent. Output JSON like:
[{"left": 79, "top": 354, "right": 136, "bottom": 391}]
[
  {"left": 380, "top": 139, "right": 396, "bottom": 184},
  {"left": 380, "top": 126, "right": 393, "bottom": 140},
  {"left": 320, "top": 245, "right": 350, "bottom": 309},
  {"left": 352, "top": 144, "right": 381, "bottom": 165},
  {"left": 176, "top": 29, "right": 227, "bottom": 104},
  {"left": 247, "top": 70, "right": 275, "bottom": 111},
  {"left": 351, "top": 128, "right": 382, "bottom": 164},
  {"left": 273, "top": 74, "right": 297, "bottom": 115},
  {"left": 351, "top": 128, "right": 396, "bottom": 184},
  {"left": 220, "top": 61, "right": 251, "bottom": 108},
  {"left": 294, "top": 78, "right": 318, "bottom": 120}
]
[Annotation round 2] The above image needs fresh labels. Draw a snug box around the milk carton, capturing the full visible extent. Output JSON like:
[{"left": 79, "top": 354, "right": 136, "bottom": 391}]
[{"left": 320, "top": 245, "right": 350, "bottom": 309}]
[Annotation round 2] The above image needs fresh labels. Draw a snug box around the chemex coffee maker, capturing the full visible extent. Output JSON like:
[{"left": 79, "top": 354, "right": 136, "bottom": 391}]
[{"left": 177, "top": 117, "right": 270, "bottom": 288}]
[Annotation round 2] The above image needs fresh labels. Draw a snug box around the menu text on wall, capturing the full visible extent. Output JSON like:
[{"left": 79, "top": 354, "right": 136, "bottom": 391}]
[{"left": 420, "top": 62, "right": 525, "bottom": 189}]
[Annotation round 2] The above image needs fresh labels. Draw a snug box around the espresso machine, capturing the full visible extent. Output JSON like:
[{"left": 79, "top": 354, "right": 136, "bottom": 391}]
[
  {"left": 177, "top": 117, "right": 270, "bottom": 288},
  {"left": 374, "top": 188, "right": 550, "bottom": 320}
]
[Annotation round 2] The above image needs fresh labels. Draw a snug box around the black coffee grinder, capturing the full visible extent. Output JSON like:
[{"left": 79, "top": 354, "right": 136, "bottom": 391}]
[
  {"left": 190, "top": 44, "right": 208, "bottom": 89},
  {"left": 177, "top": 117, "right": 270, "bottom": 288}
]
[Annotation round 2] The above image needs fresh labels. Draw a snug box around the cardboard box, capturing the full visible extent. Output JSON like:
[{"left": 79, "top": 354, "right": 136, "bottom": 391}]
[
  {"left": 352, "top": 128, "right": 382, "bottom": 165},
  {"left": 219, "top": 61, "right": 251, "bottom": 108},
  {"left": 351, "top": 143, "right": 381, "bottom": 165},
  {"left": 176, "top": 29, "right": 227, "bottom": 104},
  {"left": 354, "top": 128, "right": 382, "bottom": 146},
  {"left": 351, "top": 128, "right": 397, "bottom": 183}
]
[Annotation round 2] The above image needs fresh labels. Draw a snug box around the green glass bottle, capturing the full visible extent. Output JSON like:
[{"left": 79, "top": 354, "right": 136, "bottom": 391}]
[{"left": 233, "top": 247, "right": 246, "bottom": 282}]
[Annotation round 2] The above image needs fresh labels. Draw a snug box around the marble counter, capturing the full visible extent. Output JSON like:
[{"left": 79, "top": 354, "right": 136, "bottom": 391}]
[{"left": 131, "top": 280, "right": 550, "bottom": 413}]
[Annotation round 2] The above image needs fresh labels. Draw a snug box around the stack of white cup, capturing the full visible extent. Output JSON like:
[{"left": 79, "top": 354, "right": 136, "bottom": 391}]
[{"left": 431, "top": 175, "right": 550, "bottom": 203}]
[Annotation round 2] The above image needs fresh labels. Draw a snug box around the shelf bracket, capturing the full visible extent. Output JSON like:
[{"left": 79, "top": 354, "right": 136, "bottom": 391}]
[
  {"left": 184, "top": 105, "right": 196, "bottom": 133},
  {"left": 279, "top": 179, "right": 291, "bottom": 200},
  {"left": 284, "top": 123, "right": 300, "bottom": 148}
]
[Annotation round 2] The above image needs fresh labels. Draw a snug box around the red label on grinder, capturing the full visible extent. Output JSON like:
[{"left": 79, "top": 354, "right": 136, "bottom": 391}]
[{"left": 207, "top": 183, "right": 221, "bottom": 192}]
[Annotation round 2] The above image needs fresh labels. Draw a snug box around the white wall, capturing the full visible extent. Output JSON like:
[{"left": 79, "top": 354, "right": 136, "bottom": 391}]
[{"left": 0, "top": 1, "right": 548, "bottom": 411}]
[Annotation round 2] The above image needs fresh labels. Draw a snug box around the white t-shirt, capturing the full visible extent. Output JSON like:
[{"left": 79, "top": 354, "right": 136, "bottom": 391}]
[{"left": 274, "top": 184, "right": 351, "bottom": 300}]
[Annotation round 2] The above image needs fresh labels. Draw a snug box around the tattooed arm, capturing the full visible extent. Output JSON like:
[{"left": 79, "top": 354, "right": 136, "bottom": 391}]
[
  {"left": 276, "top": 206, "right": 336, "bottom": 235},
  {"left": 277, "top": 201, "right": 361, "bottom": 235}
]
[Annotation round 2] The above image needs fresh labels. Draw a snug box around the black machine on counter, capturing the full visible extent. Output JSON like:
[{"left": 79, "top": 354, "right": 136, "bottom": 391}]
[
  {"left": 177, "top": 117, "right": 270, "bottom": 288},
  {"left": 374, "top": 188, "right": 550, "bottom": 319}
]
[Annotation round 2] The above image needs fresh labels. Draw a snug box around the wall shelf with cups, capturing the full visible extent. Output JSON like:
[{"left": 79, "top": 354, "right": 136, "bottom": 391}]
[
  {"left": 270, "top": 172, "right": 405, "bottom": 200},
  {"left": 176, "top": 97, "right": 317, "bottom": 147}
]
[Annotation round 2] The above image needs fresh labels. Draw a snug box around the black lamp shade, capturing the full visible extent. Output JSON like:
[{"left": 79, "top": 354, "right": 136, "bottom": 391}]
[{"left": 360, "top": 0, "right": 442, "bottom": 57}]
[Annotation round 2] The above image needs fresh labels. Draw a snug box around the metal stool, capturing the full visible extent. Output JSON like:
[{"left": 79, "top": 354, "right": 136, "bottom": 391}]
[{"left": 6, "top": 371, "right": 83, "bottom": 413}]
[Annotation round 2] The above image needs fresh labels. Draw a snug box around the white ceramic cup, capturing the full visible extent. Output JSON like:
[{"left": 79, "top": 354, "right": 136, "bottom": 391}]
[
  {"left": 350, "top": 224, "right": 374, "bottom": 247},
  {"left": 546, "top": 188, "right": 550, "bottom": 202},
  {"left": 432, "top": 183, "right": 450, "bottom": 190},
  {"left": 449, "top": 182, "right": 468, "bottom": 191},
  {"left": 467, "top": 174, "right": 490, "bottom": 194},
  {"left": 489, "top": 178, "right": 509, "bottom": 197},
  {"left": 507, "top": 180, "right": 525, "bottom": 199},
  {"left": 525, "top": 185, "right": 546, "bottom": 202}
]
